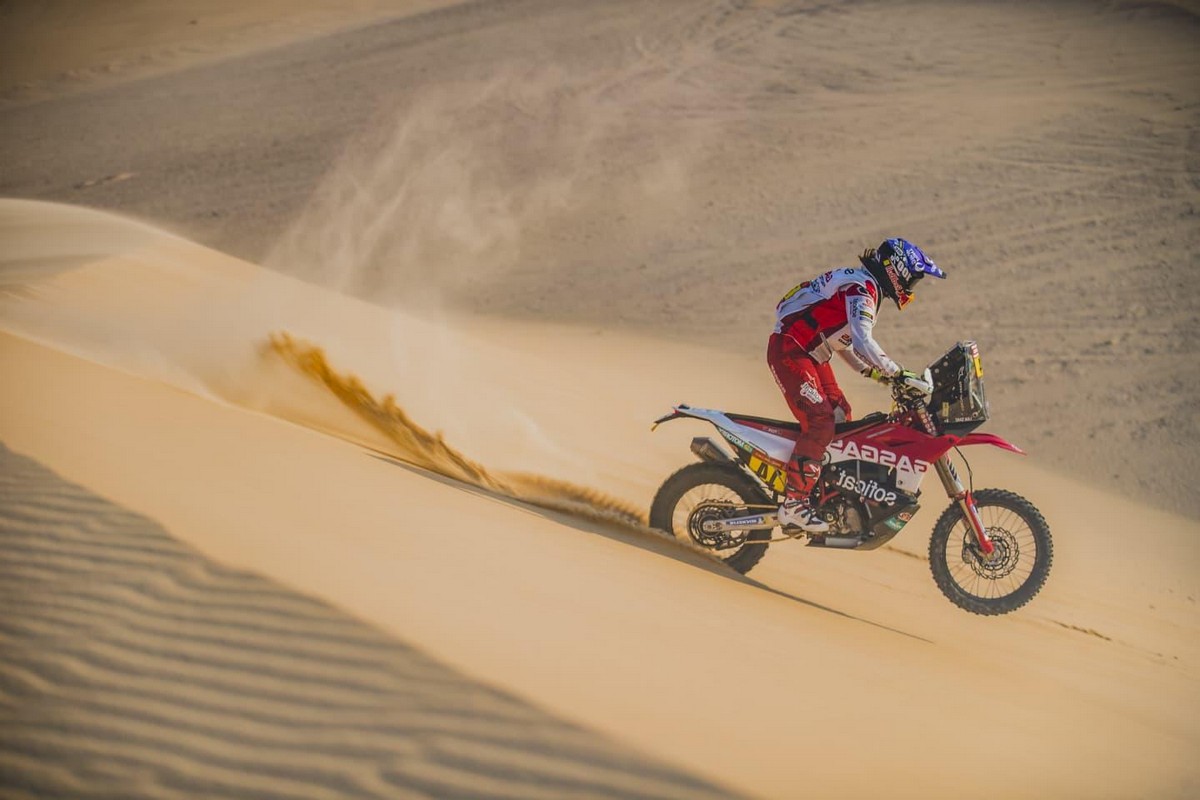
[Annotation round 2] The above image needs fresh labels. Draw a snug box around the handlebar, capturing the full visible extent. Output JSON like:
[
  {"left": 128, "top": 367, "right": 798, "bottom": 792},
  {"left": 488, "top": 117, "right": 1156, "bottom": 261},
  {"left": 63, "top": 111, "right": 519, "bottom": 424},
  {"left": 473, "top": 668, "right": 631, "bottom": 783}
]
[{"left": 890, "top": 367, "right": 934, "bottom": 403}]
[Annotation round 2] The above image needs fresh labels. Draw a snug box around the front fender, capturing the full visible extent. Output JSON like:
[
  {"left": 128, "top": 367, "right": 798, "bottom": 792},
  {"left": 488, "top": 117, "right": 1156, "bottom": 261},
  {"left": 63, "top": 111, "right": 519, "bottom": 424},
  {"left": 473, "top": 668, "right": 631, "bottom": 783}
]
[{"left": 954, "top": 432, "right": 1025, "bottom": 456}]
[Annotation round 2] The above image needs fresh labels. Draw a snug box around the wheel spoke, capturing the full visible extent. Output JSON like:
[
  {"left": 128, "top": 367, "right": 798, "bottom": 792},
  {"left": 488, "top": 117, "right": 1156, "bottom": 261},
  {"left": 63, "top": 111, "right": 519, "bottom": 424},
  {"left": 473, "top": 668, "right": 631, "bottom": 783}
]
[
  {"left": 650, "top": 464, "right": 776, "bottom": 575},
  {"left": 674, "top": 484, "right": 756, "bottom": 555}
]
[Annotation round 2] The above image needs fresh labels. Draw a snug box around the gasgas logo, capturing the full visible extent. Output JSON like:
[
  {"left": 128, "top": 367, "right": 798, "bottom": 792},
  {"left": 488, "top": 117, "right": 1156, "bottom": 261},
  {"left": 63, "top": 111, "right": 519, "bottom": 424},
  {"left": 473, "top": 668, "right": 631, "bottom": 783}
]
[{"left": 827, "top": 440, "right": 931, "bottom": 474}]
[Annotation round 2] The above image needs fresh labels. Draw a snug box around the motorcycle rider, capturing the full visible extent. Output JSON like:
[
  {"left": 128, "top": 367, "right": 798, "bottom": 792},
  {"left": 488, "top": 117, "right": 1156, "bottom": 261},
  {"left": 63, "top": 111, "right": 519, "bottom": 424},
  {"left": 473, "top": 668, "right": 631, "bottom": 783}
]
[{"left": 770, "top": 238, "right": 946, "bottom": 533}]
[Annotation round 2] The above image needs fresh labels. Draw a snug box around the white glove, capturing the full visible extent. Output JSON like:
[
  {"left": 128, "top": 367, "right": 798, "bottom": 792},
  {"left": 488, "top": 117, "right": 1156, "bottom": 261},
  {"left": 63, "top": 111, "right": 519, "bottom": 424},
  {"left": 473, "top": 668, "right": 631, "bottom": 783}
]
[{"left": 893, "top": 368, "right": 933, "bottom": 400}]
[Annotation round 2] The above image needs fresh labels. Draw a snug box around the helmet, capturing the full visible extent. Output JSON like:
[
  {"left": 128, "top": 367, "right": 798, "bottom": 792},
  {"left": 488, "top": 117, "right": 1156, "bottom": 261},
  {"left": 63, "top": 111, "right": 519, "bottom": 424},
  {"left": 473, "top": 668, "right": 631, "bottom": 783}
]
[{"left": 859, "top": 238, "right": 946, "bottom": 309}]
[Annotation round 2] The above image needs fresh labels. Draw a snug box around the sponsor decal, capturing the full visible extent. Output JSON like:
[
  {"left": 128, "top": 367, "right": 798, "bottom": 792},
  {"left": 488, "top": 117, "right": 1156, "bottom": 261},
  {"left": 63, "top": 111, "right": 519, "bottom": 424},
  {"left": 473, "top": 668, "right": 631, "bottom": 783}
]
[
  {"left": 827, "top": 440, "right": 931, "bottom": 474},
  {"left": 798, "top": 380, "right": 823, "bottom": 405},
  {"left": 883, "top": 261, "right": 906, "bottom": 295},
  {"left": 848, "top": 296, "right": 876, "bottom": 323},
  {"left": 883, "top": 509, "right": 916, "bottom": 531},
  {"left": 719, "top": 430, "right": 752, "bottom": 452},
  {"left": 806, "top": 271, "right": 833, "bottom": 294},
  {"left": 779, "top": 280, "right": 810, "bottom": 304},
  {"left": 836, "top": 471, "right": 898, "bottom": 505},
  {"left": 748, "top": 454, "right": 787, "bottom": 494}
]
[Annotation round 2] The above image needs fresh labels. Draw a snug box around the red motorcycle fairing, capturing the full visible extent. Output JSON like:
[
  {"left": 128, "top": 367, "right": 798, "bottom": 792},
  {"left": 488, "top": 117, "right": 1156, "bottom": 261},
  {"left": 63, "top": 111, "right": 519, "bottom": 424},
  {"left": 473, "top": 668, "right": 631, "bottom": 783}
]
[
  {"left": 953, "top": 432, "right": 1025, "bottom": 455},
  {"left": 831, "top": 421, "right": 1023, "bottom": 468},
  {"left": 822, "top": 421, "right": 1026, "bottom": 527},
  {"left": 728, "top": 411, "right": 1026, "bottom": 465}
]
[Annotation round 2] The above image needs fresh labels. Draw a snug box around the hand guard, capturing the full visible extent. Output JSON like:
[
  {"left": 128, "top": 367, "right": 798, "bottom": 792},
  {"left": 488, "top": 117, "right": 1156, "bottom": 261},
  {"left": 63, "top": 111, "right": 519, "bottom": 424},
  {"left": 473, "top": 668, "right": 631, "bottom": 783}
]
[{"left": 892, "top": 368, "right": 934, "bottom": 401}]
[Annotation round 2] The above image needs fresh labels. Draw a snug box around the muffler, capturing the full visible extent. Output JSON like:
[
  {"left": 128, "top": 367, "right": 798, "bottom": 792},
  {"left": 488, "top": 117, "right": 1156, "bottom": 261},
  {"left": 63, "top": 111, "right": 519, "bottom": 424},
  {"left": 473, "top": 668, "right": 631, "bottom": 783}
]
[
  {"left": 807, "top": 536, "right": 863, "bottom": 549},
  {"left": 690, "top": 436, "right": 732, "bottom": 463}
]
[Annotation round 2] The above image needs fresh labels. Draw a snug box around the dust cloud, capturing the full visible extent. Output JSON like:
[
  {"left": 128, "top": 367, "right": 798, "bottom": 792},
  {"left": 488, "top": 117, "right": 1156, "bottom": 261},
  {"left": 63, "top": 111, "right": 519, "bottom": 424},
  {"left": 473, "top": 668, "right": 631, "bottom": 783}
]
[{"left": 265, "top": 68, "right": 707, "bottom": 311}]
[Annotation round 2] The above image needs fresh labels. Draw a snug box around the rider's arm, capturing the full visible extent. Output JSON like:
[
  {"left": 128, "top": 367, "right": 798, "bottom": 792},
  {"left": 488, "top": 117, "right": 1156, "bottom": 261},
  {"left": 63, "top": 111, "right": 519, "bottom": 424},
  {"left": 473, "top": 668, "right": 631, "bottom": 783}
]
[
  {"left": 836, "top": 347, "right": 870, "bottom": 374},
  {"left": 845, "top": 287, "right": 901, "bottom": 377}
]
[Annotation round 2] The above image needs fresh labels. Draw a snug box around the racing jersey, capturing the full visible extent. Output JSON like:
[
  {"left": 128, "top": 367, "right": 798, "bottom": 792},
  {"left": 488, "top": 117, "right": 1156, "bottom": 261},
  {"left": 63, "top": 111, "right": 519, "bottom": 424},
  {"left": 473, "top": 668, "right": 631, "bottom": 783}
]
[{"left": 773, "top": 267, "right": 901, "bottom": 377}]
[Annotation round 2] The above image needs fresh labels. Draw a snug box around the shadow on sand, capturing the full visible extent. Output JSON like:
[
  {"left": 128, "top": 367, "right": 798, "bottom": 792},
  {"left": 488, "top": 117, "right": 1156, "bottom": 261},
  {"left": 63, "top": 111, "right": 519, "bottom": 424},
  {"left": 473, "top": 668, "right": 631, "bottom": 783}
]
[{"left": 368, "top": 452, "right": 934, "bottom": 645}]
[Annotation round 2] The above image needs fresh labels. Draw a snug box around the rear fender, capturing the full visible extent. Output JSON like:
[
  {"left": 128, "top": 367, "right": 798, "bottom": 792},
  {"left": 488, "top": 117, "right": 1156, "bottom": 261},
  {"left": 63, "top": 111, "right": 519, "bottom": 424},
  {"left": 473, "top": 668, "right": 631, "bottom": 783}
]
[
  {"left": 652, "top": 407, "right": 780, "bottom": 493},
  {"left": 651, "top": 408, "right": 687, "bottom": 429}
]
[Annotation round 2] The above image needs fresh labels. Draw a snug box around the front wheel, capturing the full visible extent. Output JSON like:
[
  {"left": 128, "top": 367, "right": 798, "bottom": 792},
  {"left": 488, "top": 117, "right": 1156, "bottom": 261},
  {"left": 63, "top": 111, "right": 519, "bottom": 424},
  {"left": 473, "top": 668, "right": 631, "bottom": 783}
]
[
  {"left": 929, "top": 489, "right": 1053, "bottom": 615},
  {"left": 649, "top": 462, "right": 773, "bottom": 574}
]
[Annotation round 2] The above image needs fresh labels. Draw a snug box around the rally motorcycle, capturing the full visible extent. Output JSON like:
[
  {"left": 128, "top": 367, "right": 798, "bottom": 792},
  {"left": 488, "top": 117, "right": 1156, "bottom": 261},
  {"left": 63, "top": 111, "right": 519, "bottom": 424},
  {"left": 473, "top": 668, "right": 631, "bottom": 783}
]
[{"left": 650, "top": 342, "right": 1052, "bottom": 615}]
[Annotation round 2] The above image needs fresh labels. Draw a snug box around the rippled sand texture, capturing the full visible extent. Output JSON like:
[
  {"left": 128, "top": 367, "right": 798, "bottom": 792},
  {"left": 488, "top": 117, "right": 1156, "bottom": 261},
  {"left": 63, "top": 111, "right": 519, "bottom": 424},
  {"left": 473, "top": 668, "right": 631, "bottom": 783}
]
[{"left": 0, "top": 443, "right": 737, "bottom": 799}]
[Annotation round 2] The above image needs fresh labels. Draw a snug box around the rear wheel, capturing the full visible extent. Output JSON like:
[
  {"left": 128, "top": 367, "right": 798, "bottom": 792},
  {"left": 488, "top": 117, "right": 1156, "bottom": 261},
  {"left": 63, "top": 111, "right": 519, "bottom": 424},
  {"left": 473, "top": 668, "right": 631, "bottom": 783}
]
[
  {"left": 649, "top": 462, "right": 773, "bottom": 574},
  {"left": 929, "top": 489, "right": 1052, "bottom": 615}
]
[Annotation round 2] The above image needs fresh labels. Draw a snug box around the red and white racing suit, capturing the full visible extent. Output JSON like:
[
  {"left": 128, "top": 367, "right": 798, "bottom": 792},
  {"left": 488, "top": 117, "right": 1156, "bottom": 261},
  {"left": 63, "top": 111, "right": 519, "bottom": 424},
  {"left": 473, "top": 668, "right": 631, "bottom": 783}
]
[{"left": 768, "top": 267, "right": 902, "bottom": 500}]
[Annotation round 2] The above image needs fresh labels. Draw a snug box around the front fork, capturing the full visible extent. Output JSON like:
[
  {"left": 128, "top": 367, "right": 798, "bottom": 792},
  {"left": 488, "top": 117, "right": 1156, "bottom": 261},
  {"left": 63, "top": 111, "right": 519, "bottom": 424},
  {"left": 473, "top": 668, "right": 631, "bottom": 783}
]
[
  {"left": 915, "top": 405, "right": 996, "bottom": 557},
  {"left": 933, "top": 456, "right": 995, "bottom": 557}
]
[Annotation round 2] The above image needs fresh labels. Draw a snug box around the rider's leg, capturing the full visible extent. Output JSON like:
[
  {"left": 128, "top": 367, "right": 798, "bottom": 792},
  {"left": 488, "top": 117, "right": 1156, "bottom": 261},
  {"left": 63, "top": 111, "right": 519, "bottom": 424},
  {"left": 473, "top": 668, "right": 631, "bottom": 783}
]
[{"left": 767, "top": 335, "right": 835, "bottom": 532}]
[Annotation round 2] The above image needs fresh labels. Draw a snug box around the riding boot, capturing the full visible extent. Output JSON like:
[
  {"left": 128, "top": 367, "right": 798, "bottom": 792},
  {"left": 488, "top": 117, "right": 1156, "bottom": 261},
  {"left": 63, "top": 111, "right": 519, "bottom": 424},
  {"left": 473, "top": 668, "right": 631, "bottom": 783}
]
[{"left": 777, "top": 459, "right": 829, "bottom": 533}]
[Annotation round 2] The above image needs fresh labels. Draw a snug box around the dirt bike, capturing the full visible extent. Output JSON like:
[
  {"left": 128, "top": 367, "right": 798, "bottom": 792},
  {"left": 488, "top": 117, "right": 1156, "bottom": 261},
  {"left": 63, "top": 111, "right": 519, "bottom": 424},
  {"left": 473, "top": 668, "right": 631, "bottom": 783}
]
[{"left": 650, "top": 342, "right": 1052, "bottom": 615}]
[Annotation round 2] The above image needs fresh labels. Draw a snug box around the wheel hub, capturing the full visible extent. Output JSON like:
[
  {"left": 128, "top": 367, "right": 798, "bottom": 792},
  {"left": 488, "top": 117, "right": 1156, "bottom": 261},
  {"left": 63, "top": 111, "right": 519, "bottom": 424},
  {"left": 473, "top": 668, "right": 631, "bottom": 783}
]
[
  {"left": 962, "top": 526, "right": 1019, "bottom": 579},
  {"left": 688, "top": 502, "right": 751, "bottom": 550}
]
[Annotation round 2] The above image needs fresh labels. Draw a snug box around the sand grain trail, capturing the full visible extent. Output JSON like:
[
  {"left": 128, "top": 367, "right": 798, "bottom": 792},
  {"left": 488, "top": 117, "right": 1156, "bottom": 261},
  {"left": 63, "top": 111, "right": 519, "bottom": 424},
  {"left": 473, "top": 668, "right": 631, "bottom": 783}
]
[{"left": 268, "top": 331, "right": 651, "bottom": 530}]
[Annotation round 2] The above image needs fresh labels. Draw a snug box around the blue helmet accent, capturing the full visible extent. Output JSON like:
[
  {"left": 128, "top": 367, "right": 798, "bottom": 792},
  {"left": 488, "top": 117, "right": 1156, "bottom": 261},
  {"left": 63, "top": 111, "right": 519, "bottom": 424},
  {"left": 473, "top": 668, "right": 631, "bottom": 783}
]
[
  {"left": 860, "top": 238, "right": 945, "bottom": 309},
  {"left": 883, "top": 238, "right": 945, "bottom": 283}
]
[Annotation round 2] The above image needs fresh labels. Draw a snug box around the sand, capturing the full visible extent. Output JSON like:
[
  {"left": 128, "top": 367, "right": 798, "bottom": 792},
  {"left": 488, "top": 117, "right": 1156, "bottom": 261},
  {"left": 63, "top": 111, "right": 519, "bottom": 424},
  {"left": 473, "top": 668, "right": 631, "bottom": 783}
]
[
  {"left": 1, "top": 2, "right": 1199, "bottom": 798},
  {"left": 0, "top": 1, "right": 465, "bottom": 106},
  {"left": 3, "top": 0, "right": 1198, "bottom": 519},
  {"left": 0, "top": 440, "right": 736, "bottom": 800}
]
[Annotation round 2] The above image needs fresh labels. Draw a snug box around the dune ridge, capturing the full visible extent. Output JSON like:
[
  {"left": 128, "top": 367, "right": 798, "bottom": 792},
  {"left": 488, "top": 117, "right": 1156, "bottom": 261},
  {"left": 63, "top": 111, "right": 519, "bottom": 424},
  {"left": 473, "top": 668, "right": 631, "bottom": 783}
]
[
  {"left": 5, "top": 329, "right": 1198, "bottom": 799},
  {"left": 3, "top": 205, "right": 1199, "bottom": 796}
]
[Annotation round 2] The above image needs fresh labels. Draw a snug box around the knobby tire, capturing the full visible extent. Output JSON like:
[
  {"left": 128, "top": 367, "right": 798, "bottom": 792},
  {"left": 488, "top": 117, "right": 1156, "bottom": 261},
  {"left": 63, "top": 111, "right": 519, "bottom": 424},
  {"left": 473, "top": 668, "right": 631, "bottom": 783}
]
[
  {"left": 928, "top": 488, "right": 1053, "bottom": 615},
  {"left": 649, "top": 462, "right": 773, "bottom": 574}
]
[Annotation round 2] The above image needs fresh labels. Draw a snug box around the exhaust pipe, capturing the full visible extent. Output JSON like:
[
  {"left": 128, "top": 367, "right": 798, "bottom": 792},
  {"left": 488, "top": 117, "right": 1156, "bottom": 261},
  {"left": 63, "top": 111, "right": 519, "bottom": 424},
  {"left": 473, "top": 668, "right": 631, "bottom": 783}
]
[
  {"left": 690, "top": 436, "right": 732, "bottom": 463},
  {"left": 808, "top": 536, "right": 862, "bottom": 549}
]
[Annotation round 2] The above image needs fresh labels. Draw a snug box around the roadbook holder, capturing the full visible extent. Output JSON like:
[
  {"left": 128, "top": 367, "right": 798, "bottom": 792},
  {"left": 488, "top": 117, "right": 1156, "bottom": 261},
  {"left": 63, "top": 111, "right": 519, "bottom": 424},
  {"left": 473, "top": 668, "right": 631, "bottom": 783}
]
[{"left": 929, "top": 341, "right": 989, "bottom": 434}]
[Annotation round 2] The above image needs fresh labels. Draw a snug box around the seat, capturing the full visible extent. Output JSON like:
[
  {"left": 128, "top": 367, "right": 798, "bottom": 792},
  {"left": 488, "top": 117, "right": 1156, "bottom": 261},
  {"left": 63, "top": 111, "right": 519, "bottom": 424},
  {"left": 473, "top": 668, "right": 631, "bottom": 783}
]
[{"left": 834, "top": 411, "right": 888, "bottom": 435}]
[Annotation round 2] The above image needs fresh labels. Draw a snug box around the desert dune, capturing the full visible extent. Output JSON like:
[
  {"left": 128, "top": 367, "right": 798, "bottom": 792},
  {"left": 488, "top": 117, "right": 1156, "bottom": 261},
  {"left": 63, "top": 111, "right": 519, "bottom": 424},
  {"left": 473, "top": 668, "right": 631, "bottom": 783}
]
[{"left": 2, "top": 1, "right": 1198, "bottom": 798}]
